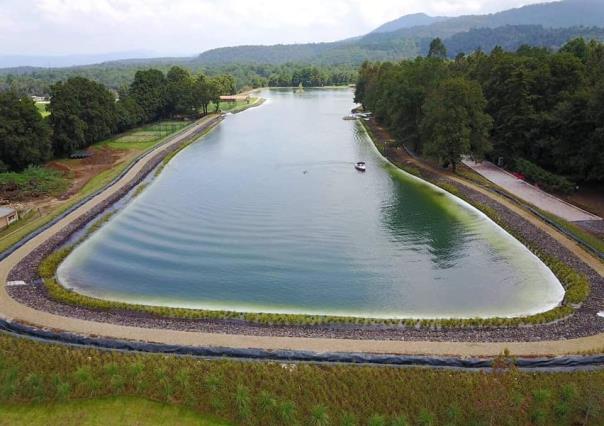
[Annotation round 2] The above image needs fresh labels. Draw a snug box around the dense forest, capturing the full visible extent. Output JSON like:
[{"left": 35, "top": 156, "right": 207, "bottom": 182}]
[
  {"left": 0, "top": 67, "right": 234, "bottom": 172},
  {"left": 355, "top": 38, "right": 604, "bottom": 191}
]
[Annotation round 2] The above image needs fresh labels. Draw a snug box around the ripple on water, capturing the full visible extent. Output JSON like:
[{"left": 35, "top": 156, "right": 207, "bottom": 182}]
[{"left": 58, "top": 89, "right": 565, "bottom": 319}]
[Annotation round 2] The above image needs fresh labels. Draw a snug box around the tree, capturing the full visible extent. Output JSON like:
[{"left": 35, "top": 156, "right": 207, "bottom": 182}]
[
  {"left": 0, "top": 91, "right": 51, "bottom": 171},
  {"left": 129, "top": 69, "right": 167, "bottom": 122},
  {"left": 421, "top": 78, "right": 492, "bottom": 171},
  {"left": 193, "top": 74, "right": 212, "bottom": 116},
  {"left": 428, "top": 38, "right": 448, "bottom": 60},
  {"left": 166, "top": 66, "right": 194, "bottom": 116},
  {"left": 49, "top": 77, "right": 117, "bottom": 155},
  {"left": 115, "top": 88, "right": 145, "bottom": 132}
]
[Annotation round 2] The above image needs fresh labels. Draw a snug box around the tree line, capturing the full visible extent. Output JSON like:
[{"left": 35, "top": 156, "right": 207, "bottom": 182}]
[
  {"left": 0, "top": 66, "right": 235, "bottom": 172},
  {"left": 0, "top": 63, "right": 356, "bottom": 98},
  {"left": 355, "top": 38, "right": 604, "bottom": 189}
]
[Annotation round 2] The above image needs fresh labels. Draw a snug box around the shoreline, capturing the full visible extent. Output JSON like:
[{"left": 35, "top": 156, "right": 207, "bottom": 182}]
[{"left": 0, "top": 92, "right": 602, "bottom": 356}]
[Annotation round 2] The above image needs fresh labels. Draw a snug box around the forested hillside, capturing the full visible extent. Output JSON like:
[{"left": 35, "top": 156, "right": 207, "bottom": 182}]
[
  {"left": 441, "top": 25, "right": 604, "bottom": 57},
  {"left": 355, "top": 38, "right": 604, "bottom": 190},
  {"left": 371, "top": 13, "right": 448, "bottom": 34},
  {"left": 378, "top": 0, "right": 604, "bottom": 39}
]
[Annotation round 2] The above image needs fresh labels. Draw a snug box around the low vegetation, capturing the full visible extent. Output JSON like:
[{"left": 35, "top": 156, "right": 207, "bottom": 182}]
[
  {"left": 0, "top": 397, "right": 227, "bottom": 426},
  {"left": 0, "top": 166, "right": 69, "bottom": 201},
  {"left": 34, "top": 102, "right": 49, "bottom": 118},
  {"left": 0, "top": 334, "right": 602, "bottom": 425},
  {"left": 536, "top": 208, "right": 604, "bottom": 256},
  {"left": 515, "top": 158, "right": 575, "bottom": 194}
]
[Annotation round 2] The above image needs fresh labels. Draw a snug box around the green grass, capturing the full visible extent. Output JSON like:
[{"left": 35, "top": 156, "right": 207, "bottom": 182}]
[
  {"left": 0, "top": 334, "right": 602, "bottom": 425},
  {"left": 100, "top": 121, "right": 189, "bottom": 152},
  {"left": 35, "top": 102, "right": 50, "bottom": 118},
  {"left": 0, "top": 166, "right": 69, "bottom": 200},
  {"left": 0, "top": 397, "right": 228, "bottom": 426},
  {"left": 207, "top": 97, "right": 263, "bottom": 114},
  {"left": 537, "top": 208, "right": 604, "bottom": 255}
]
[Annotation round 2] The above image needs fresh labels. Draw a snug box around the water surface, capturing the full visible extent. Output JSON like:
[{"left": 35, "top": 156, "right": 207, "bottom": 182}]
[{"left": 58, "top": 89, "right": 564, "bottom": 318}]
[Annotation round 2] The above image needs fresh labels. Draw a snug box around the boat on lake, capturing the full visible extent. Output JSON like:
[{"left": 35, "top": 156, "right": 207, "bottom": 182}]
[{"left": 355, "top": 162, "right": 366, "bottom": 172}]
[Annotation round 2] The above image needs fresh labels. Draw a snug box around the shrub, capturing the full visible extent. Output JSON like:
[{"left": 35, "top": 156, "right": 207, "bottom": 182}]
[
  {"left": 0, "top": 166, "right": 68, "bottom": 200},
  {"left": 514, "top": 158, "right": 575, "bottom": 194}
]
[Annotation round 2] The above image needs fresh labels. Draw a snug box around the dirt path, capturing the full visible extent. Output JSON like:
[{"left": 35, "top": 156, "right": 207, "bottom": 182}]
[{"left": 0, "top": 115, "right": 602, "bottom": 357}]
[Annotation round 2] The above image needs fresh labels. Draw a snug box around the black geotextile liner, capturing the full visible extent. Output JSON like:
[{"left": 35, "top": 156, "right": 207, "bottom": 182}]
[{"left": 1, "top": 319, "right": 603, "bottom": 369}]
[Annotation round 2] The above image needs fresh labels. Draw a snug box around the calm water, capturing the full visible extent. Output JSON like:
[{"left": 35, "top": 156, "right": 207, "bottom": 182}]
[{"left": 58, "top": 89, "right": 564, "bottom": 318}]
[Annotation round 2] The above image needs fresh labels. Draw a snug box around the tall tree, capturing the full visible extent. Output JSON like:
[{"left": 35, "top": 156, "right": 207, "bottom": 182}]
[
  {"left": 166, "top": 66, "right": 194, "bottom": 116},
  {"left": 421, "top": 78, "right": 492, "bottom": 171},
  {"left": 193, "top": 74, "right": 212, "bottom": 116},
  {"left": 428, "top": 38, "right": 448, "bottom": 60},
  {"left": 49, "top": 77, "right": 117, "bottom": 155},
  {"left": 129, "top": 69, "right": 167, "bottom": 122},
  {"left": 0, "top": 91, "right": 51, "bottom": 171}
]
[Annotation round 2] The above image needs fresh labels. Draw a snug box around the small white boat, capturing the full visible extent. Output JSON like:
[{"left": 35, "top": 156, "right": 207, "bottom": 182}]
[{"left": 354, "top": 162, "right": 366, "bottom": 172}]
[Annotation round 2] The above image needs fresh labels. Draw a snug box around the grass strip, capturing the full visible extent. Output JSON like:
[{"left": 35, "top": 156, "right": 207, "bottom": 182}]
[{"left": 0, "top": 333, "right": 602, "bottom": 425}]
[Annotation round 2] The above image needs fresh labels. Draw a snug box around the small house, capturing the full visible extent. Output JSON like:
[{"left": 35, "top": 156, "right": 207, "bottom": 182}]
[{"left": 0, "top": 207, "right": 18, "bottom": 230}]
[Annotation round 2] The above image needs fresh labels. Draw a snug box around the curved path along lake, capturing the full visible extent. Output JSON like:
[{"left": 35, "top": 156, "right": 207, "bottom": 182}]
[{"left": 58, "top": 89, "right": 564, "bottom": 319}]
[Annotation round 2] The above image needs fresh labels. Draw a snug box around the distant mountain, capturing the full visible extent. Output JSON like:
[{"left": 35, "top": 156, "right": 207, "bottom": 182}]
[
  {"left": 190, "top": 0, "right": 604, "bottom": 66},
  {"left": 2, "top": 0, "right": 604, "bottom": 76},
  {"left": 190, "top": 36, "right": 420, "bottom": 66},
  {"left": 439, "top": 25, "right": 604, "bottom": 57},
  {"left": 371, "top": 13, "right": 449, "bottom": 34},
  {"left": 0, "top": 51, "right": 158, "bottom": 68},
  {"left": 380, "top": 0, "right": 604, "bottom": 39}
]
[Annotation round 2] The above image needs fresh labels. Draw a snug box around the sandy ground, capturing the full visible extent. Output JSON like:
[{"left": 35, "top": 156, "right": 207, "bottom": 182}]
[
  {"left": 0, "top": 115, "right": 602, "bottom": 357},
  {"left": 464, "top": 160, "right": 601, "bottom": 223}
]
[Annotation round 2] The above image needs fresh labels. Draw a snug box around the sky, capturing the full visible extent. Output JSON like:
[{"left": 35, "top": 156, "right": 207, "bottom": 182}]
[{"left": 0, "top": 0, "right": 560, "bottom": 57}]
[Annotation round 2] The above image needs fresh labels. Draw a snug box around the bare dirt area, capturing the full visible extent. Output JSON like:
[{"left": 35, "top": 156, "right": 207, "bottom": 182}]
[
  {"left": 48, "top": 146, "right": 135, "bottom": 200},
  {"left": 564, "top": 184, "right": 604, "bottom": 221}
]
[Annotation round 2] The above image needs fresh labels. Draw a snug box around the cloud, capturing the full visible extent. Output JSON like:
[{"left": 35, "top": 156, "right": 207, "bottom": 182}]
[{"left": 0, "top": 0, "right": 557, "bottom": 56}]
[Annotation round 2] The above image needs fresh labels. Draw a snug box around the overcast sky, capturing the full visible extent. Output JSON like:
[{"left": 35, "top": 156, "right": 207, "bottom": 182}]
[{"left": 0, "top": 0, "right": 559, "bottom": 57}]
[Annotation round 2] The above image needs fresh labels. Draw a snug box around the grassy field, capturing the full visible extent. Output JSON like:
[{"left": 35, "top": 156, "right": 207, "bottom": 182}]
[
  {"left": 0, "top": 333, "right": 602, "bottom": 425},
  {"left": 35, "top": 102, "right": 50, "bottom": 118},
  {"left": 208, "top": 97, "right": 262, "bottom": 114},
  {"left": 0, "top": 120, "right": 193, "bottom": 253},
  {"left": 100, "top": 121, "right": 189, "bottom": 152},
  {"left": 0, "top": 397, "right": 228, "bottom": 426},
  {"left": 537, "top": 208, "right": 604, "bottom": 255}
]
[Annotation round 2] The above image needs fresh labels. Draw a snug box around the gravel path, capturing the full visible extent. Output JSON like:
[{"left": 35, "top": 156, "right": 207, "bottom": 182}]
[{"left": 464, "top": 159, "right": 601, "bottom": 222}]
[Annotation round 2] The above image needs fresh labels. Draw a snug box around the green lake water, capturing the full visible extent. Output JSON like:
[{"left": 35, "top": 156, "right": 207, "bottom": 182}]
[{"left": 57, "top": 88, "right": 564, "bottom": 318}]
